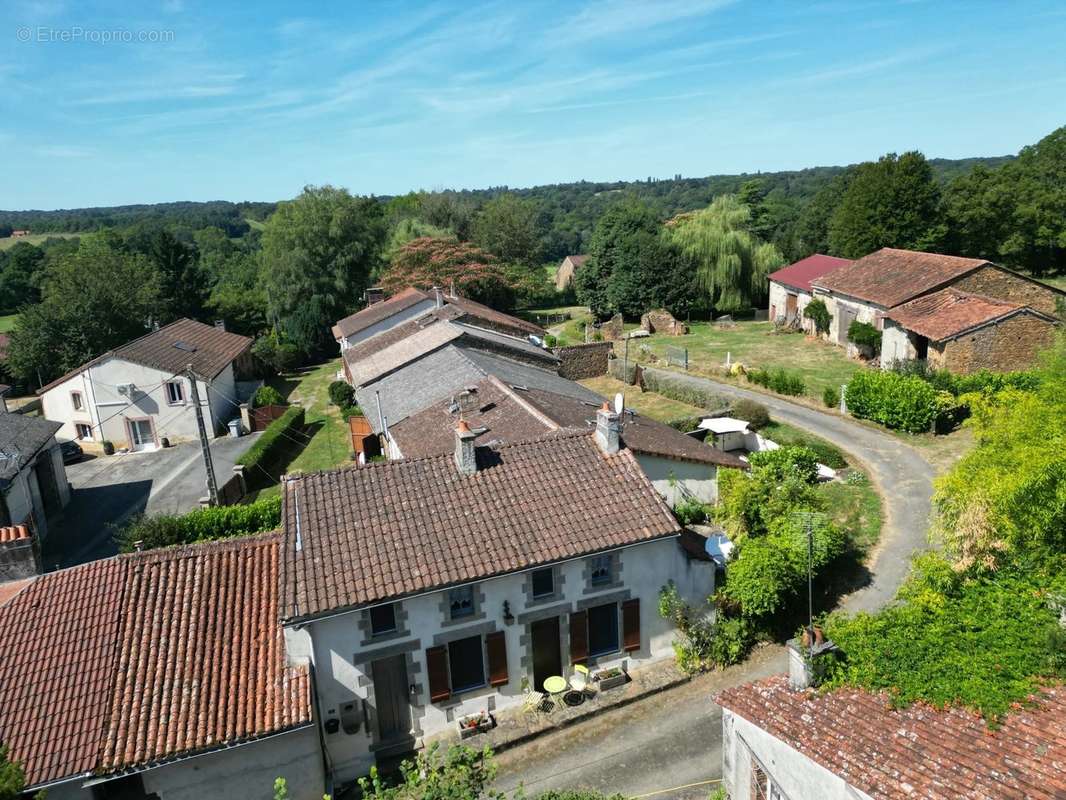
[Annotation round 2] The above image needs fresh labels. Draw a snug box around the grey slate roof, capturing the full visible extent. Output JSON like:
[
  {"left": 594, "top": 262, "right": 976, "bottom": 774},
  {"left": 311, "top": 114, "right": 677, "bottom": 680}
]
[
  {"left": 0, "top": 414, "right": 62, "bottom": 481},
  {"left": 461, "top": 349, "right": 603, "bottom": 404}
]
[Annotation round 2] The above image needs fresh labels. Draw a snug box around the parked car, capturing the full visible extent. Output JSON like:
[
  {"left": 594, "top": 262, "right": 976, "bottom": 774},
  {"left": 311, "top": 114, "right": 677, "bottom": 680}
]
[{"left": 59, "top": 439, "right": 83, "bottom": 464}]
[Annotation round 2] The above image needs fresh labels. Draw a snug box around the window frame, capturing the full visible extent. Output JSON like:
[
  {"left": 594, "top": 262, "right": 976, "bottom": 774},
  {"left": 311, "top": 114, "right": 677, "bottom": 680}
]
[
  {"left": 368, "top": 603, "right": 397, "bottom": 637},
  {"left": 75, "top": 423, "right": 93, "bottom": 441},
  {"left": 530, "top": 567, "right": 555, "bottom": 599},
  {"left": 164, "top": 380, "right": 185, "bottom": 406},
  {"left": 446, "top": 634, "right": 486, "bottom": 694},
  {"left": 586, "top": 601, "right": 619, "bottom": 658},
  {"left": 589, "top": 554, "right": 613, "bottom": 586},
  {"left": 70, "top": 390, "right": 84, "bottom": 411},
  {"left": 448, "top": 585, "right": 475, "bottom": 620}
]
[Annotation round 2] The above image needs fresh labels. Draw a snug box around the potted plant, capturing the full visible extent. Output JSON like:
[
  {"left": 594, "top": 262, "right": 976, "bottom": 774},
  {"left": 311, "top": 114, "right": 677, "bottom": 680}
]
[
  {"left": 593, "top": 665, "right": 628, "bottom": 691},
  {"left": 102, "top": 440, "right": 115, "bottom": 456},
  {"left": 456, "top": 710, "right": 494, "bottom": 738}
]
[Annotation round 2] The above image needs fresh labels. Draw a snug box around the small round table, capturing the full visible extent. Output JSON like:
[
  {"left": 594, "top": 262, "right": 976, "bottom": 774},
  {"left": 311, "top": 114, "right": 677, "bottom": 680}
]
[{"left": 543, "top": 675, "right": 567, "bottom": 707}]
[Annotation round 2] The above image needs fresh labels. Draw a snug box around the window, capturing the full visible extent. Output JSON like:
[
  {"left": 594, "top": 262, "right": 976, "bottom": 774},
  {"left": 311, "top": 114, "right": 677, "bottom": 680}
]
[
  {"left": 589, "top": 554, "right": 613, "bottom": 586},
  {"left": 531, "top": 567, "right": 554, "bottom": 599},
  {"left": 75, "top": 423, "right": 93, "bottom": 441},
  {"left": 751, "top": 757, "right": 783, "bottom": 800},
  {"left": 165, "top": 380, "right": 185, "bottom": 405},
  {"left": 446, "top": 635, "right": 485, "bottom": 693},
  {"left": 369, "top": 603, "right": 396, "bottom": 636},
  {"left": 587, "top": 602, "right": 619, "bottom": 657},
  {"left": 449, "top": 586, "right": 475, "bottom": 619},
  {"left": 71, "top": 391, "right": 84, "bottom": 411}
]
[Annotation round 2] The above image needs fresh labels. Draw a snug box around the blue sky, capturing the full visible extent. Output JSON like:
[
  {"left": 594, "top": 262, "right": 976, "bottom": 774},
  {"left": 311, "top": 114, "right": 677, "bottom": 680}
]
[{"left": 2, "top": 0, "right": 1065, "bottom": 209}]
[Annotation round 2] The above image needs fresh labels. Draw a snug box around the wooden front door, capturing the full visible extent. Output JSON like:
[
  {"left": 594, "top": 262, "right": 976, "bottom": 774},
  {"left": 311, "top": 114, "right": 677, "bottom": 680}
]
[
  {"left": 837, "top": 306, "right": 856, "bottom": 346},
  {"left": 530, "top": 616, "right": 562, "bottom": 693},
  {"left": 372, "top": 654, "right": 412, "bottom": 743}
]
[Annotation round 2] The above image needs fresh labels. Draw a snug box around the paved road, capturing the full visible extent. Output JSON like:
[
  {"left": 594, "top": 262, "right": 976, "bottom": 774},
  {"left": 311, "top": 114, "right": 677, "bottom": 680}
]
[
  {"left": 46, "top": 433, "right": 261, "bottom": 568},
  {"left": 495, "top": 379, "right": 936, "bottom": 796}
]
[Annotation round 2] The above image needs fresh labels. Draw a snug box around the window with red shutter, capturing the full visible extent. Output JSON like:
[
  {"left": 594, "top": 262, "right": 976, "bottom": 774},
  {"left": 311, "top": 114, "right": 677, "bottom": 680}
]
[
  {"left": 485, "top": 631, "right": 509, "bottom": 687},
  {"left": 569, "top": 610, "right": 588, "bottom": 664},
  {"left": 622, "top": 598, "right": 641, "bottom": 652},
  {"left": 425, "top": 645, "right": 451, "bottom": 702}
]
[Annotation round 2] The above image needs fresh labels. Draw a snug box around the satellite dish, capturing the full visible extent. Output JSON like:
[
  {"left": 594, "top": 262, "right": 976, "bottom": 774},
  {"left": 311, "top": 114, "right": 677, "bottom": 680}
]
[{"left": 614, "top": 392, "right": 624, "bottom": 414}]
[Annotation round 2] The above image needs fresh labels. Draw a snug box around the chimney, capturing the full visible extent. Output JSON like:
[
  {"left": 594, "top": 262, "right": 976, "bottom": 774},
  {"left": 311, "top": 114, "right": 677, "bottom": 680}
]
[
  {"left": 594, "top": 402, "right": 620, "bottom": 454},
  {"left": 787, "top": 635, "right": 836, "bottom": 690},
  {"left": 214, "top": 319, "right": 227, "bottom": 332},
  {"left": 0, "top": 525, "right": 40, "bottom": 583},
  {"left": 433, "top": 286, "right": 443, "bottom": 308},
  {"left": 454, "top": 419, "right": 478, "bottom": 475}
]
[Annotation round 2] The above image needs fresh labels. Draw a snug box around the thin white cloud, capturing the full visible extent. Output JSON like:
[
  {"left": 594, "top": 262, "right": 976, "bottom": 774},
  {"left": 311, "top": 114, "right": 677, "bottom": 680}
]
[
  {"left": 549, "top": 0, "right": 738, "bottom": 44},
  {"left": 784, "top": 46, "right": 948, "bottom": 85}
]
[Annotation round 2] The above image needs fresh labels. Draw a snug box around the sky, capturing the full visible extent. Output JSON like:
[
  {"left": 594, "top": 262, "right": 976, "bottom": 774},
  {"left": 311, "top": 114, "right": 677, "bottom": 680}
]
[{"left": 2, "top": 0, "right": 1065, "bottom": 210}]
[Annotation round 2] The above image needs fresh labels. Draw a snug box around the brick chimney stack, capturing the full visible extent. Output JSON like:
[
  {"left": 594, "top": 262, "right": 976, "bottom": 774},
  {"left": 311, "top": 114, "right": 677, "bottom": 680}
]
[
  {"left": 0, "top": 525, "right": 39, "bottom": 583},
  {"left": 454, "top": 419, "right": 478, "bottom": 475},
  {"left": 594, "top": 402, "right": 621, "bottom": 454}
]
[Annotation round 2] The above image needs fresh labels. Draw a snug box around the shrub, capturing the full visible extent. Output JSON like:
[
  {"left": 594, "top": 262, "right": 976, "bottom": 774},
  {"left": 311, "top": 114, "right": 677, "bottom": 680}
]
[
  {"left": 847, "top": 320, "right": 882, "bottom": 353},
  {"left": 252, "top": 385, "right": 284, "bottom": 408},
  {"left": 764, "top": 425, "right": 848, "bottom": 469},
  {"left": 542, "top": 333, "right": 558, "bottom": 348},
  {"left": 845, "top": 369, "right": 939, "bottom": 433},
  {"left": 745, "top": 366, "right": 805, "bottom": 396},
  {"left": 642, "top": 367, "right": 730, "bottom": 410},
  {"left": 673, "top": 498, "right": 709, "bottom": 526},
  {"left": 237, "top": 405, "right": 306, "bottom": 472},
  {"left": 803, "top": 298, "right": 831, "bottom": 335},
  {"left": 666, "top": 415, "right": 703, "bottom": 433},
  {"left": 252, "top": 335, "right": 301, "bottom": 373},
  {"left": 748, "top": 446, "right": 820, "bottom": 484},
  {"left": 731, "top": 398, "right": 770, "bottom": 430},
  {"left": 328, "top": 380, "right": 356, "bottom": 408},
  {"left": 341, "top": 404, "right": 364, "bottom": 420},
  {"left": 822, "top": 384, "right": 840, "bottom": 408},
  {"left": 114, "top": 495, "right": 282, "bottom": 552}
]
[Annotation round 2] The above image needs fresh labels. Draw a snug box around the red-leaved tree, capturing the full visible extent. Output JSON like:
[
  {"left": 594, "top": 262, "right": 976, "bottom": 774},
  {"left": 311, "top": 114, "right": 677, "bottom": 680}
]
[{"left": 379, "top": 237, "right": 516, "bottom": 310}]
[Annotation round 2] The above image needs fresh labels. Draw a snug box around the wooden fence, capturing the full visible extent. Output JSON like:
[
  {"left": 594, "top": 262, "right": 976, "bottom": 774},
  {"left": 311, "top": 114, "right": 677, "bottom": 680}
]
[{"left": 249, "top": 403, "right": 288, "bottom": 432}]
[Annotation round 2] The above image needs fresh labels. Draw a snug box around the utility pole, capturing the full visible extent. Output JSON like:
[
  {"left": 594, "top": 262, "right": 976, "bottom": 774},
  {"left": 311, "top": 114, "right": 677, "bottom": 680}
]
[
  {"left": 187, "top": 366, "right": 219, "bottom": 507},
  {"left": 622, "top": 334, "right": 630, "bottom": 407},
  {"left": 792, "top": 511, "right": 827, "bottom": 653}
]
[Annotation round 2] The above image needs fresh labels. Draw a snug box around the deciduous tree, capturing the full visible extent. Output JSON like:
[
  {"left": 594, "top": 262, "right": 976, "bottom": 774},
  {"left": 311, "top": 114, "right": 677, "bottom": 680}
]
[
  {"left": 380, "top": 237, "right": 516, "bottom": 310},
  {"left": 472, "top": 193, "right": 544, "bottom": 267}
]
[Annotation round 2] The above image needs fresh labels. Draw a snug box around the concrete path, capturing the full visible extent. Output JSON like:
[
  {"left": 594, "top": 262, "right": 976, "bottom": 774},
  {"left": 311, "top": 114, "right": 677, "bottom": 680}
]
[
  {"left": 494, "top": 380, "right": 936, "bottom": 796},
  {"left": 46, "top": 433, "right": 261, "bottom": 568}
]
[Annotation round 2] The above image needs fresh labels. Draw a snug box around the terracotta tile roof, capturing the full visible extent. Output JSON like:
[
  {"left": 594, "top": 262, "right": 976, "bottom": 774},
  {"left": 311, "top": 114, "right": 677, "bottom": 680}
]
[
  {"left": 717, "top": 676, "right": 1066, "bottom": 800},
  {"left": 0, "top": 534, "right": 311, "bottom": 789},
  {"left": 37, "top": 319, "right": 251, "bottom": 394},
  {"left": 885, "top": 288, "right": 1054, "bottom": 341},
  {"left": 443, "top": 294, "right": 546, "bottom": 337},
  {"left": 0, "top": 577, "right": 33, "bottom": 608},
  {"left": 0, "top": 524, "right": 30, "bottom": 542},
  {"left": 812, "top": 248, "right": 990, "bottom": 308},
  {"left": 768, "top": 254, "right": 852, "bottom": 293},
  {"left": 333, "top": 287, "right": 431, "bottom": 340},
  {"left": 279, "top": 430, "right": 681, "bottom": 623}
]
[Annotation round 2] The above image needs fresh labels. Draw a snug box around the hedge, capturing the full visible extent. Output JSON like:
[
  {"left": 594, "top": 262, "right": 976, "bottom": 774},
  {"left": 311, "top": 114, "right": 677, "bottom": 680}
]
[
  {"left": 114, "top": 494, "right": 282, "bottom": 552},
  {"left": 845, "top": 369, "right": 943, "bottom": 433},
  {"left": 641, "top": 367, "right": 731, "bottom": 411},
  {"left": 237, "top": 405, "right": 306, "bottom": 471},
  {"left": 745, "top": 366, "right": 805, "bottom": 396}
]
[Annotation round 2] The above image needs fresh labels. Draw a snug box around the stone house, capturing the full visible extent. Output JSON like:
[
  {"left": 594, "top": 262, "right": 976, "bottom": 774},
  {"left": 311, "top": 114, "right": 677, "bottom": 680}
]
[
  {"left": 0, "top": 534, "right": 324, "bottom": 800},
  {"left": 554, "top": 254, "right": 588, "bottom": 291},
  {"left": 811, "top": 248, "right": 1062, "bottom": 371},
  {"left": 767, "top": 254, "right": 851, "bottom": 331},
  {"left": 279, "top": 419, "right": 719, "bottom": 784},
  {"left": 716, "top": 657, "right": 1065, "bottom": 800},
  {"left": 0, "top": 413, "right": 71, "bottom": 542},
  {"left": 38, "top": 318, "right": 253, "bottom": 451}
]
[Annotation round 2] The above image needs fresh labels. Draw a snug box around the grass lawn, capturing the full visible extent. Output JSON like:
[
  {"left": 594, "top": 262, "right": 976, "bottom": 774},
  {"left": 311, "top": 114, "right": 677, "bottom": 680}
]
[
  {"left": 819, "top": 479, "right": 883, "bottom": 554},
  {"left": 0, "top": 314, "right": 18, "bottom": 333},
  {"left": 633, "top": 320, "right": 860, "bottom": 404},
  {"left": 580, "top": 375, "right": 703, "bottom": 422},
  {"left": 0, "top": 232, "right": 80, "bottom": 250},
  {"left": 274, "top": 359, "right": 351, "bottom": 475}
]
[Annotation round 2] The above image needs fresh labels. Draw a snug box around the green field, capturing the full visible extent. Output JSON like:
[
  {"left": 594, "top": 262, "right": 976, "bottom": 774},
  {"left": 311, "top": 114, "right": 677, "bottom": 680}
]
[
  {"left": 632, "top": 320, "right": 860, "bottom": 404},
  {"left": 0, "top": 232, "right": 80, "bottom": 251},
  {"left": 0, "top": 314, "right": 18, "bottom": 333}
]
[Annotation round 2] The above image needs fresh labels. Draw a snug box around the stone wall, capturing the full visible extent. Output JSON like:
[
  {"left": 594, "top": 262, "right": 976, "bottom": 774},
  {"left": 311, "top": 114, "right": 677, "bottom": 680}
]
[
  {"left": 641, "top": 309, "right": 688, "bottom": 336},
  {"left": 553, "top": 341, "right": 613, "bottom": 380},
  {"left": 938, "top": 312, "right": 1057, "bottom": 374},
  {"left": 597, "top": 313, "right": 625, "bottom": 341},
  {"left": 950, "top": 265, "right": 1062, "bottom": 315}
]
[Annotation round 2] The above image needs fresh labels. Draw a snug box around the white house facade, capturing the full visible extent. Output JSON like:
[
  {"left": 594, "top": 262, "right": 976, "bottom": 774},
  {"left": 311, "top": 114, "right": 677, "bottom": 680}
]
[{"left": 38, "top": 318, "right": 252, "bottom": 451}]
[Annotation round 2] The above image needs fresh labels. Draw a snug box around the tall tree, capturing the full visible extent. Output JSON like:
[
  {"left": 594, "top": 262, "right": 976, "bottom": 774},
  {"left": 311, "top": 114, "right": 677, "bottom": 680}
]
[
  {"left": 472, "top": 193, "right": 544, "bottom": 267},
  {"left": 827, "top": 151, "right": 943, "bottom": 258},
  {"left": 6, "top": 233, "right": 161, "bottom": 386},
  {"left": 666, "top": 195, "right": 784, "bottom": 314},
  {"left": 144, "top": 229, "right": 207, "bottom": 321},
  {"left": 259, "top": 185, "right": 385, "bottom": 356},
  {"left": 380, "top": 237, "right": 516, "bottom": 310},
  {"left": 0, "top": 242, "right": 45, "bottom": 312}
]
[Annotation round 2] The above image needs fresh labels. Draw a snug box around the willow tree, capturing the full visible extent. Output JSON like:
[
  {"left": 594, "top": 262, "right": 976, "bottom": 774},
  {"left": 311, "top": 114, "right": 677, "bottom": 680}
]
[{"left": 666, "top": 195, "right": 784, "bottom": 314}]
